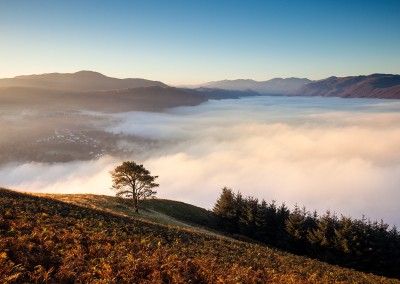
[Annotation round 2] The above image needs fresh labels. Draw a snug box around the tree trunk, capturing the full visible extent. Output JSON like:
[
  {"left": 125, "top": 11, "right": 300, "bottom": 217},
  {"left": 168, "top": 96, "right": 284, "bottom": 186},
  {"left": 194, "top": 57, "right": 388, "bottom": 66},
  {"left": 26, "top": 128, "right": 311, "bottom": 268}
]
[{"left": 133, "top": 197, "right": 139, "bottom": 213}]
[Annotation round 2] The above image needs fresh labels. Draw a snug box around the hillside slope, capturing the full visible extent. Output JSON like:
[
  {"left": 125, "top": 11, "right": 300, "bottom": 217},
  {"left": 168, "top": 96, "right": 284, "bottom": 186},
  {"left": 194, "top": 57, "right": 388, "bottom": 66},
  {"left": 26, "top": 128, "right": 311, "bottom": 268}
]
[
  {"left": 0, "top": 86, "right": 206, "bottom": 112},
  {"left": 1, "top": 188, "right": 398, "bottom": 283},
  {"left": 32, "top": 193, "right": 217, "bottom": 233},
  {"left": 296, "top": 74, "right": 400, "bottom": 99}
]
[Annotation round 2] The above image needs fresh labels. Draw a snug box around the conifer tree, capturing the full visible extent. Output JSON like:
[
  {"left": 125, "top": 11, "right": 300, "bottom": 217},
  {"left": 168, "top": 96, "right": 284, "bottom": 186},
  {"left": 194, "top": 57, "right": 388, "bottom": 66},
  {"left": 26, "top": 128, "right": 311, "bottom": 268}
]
[
  {"left": 286, "top": 204, "right": 305, "bottom": 240},
  {"left": 239, "top": 196, "right": 258, "bottom": 237},
  {"left": 213, "top": 187, "right": 236, "bottom": 218},
  {"left": 110, "top": 161, "right": 158, "bottom": 213},
  {"left": 333, "top": 216, "right": 357, "bottom": 255},
  {"left": 253, "top": 199, "right": 269, "bottom": 241},
  {"left": 213, "top": 187, "right": 237, "bottom": 232}
]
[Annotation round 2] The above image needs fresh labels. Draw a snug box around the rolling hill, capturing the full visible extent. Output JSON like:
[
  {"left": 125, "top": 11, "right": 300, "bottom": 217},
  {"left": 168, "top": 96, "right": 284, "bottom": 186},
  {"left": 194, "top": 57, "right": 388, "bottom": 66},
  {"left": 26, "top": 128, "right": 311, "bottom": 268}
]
[
  {"left": 296, "top": 74, "right": 400, "bottom": 99},
  {"left": 1, "top": 187, "right": 399, "bottom": 283}
]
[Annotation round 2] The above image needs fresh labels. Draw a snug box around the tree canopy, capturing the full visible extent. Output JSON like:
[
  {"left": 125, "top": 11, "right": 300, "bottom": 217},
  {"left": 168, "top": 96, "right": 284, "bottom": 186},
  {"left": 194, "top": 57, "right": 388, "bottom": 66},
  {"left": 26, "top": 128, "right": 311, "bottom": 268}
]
[{"left": 110, "top": 161, "right": 159, "bottom": 213}]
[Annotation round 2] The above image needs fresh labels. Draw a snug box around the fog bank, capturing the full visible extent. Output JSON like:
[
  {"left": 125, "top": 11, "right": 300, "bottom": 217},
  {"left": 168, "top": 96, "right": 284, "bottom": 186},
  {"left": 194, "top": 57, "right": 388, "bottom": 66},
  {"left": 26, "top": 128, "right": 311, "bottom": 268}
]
[{"left": 2, "top": 96, "right": 400, "bottom": 226}]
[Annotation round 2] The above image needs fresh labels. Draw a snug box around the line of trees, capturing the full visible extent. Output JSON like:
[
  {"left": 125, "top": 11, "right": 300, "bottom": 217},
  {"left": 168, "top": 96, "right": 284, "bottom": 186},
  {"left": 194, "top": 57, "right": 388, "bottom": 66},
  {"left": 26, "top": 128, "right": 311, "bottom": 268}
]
[{"left": 213, "top": 187, "right": 400, "bottom": 278}]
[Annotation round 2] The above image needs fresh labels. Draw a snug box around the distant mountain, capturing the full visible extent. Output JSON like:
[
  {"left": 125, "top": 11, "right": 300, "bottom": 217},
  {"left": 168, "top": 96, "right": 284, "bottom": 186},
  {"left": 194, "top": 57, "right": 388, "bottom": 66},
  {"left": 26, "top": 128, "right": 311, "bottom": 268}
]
[
  {"left": 0, "top": 71, "right": 209, "bottom": 112},
  {"left": 196, "top": 77, "right": 311, "bottom": 95},
  {"left": 0, "top": 70, "right": 167, "bottom": 91},
  {"left": 186, "top": 87, "right": 260, "bottom": 100},
  {"left": 296, "top": 74, "right": 400, "bottom": 99}
]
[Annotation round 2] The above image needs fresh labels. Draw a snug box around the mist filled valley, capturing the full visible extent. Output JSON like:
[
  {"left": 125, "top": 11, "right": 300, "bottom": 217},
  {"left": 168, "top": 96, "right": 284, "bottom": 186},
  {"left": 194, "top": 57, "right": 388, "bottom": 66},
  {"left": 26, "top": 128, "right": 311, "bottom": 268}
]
[
  {"left": 2, "top": 95, "right": 400, "bottom": 228},
  {"left": 3, "top": 1, "right": 400, "bottom": 282}
]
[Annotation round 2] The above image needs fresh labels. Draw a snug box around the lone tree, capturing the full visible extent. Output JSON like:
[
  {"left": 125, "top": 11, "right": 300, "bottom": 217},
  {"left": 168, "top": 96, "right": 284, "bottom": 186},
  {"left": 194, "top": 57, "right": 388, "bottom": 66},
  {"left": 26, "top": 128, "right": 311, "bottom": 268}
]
[{"left": 110, "top": 161, "right": 159, "bottom": 213}]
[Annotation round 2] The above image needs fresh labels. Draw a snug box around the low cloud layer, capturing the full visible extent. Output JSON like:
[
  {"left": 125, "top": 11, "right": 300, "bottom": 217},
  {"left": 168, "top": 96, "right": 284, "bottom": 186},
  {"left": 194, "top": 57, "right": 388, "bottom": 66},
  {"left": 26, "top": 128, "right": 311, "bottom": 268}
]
[
  {"left": 1, "top": 156, "right": 117, "bottom": 195},
  {"left": 2, "top": 97, "right": 400, "bottom": 226}
]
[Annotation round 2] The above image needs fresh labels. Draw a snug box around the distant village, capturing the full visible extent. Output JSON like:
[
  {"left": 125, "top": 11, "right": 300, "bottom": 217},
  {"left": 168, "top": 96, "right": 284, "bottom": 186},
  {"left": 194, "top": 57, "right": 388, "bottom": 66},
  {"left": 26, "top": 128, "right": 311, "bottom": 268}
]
[
  {"left": 0, "top": 126, "right": 128, "bottom": 165},
  {"left": 0, "top": 107, "right": 157, "bottom": 165},
  {"left": 35, "top": 128, "right": 106, "bottom": 160}
]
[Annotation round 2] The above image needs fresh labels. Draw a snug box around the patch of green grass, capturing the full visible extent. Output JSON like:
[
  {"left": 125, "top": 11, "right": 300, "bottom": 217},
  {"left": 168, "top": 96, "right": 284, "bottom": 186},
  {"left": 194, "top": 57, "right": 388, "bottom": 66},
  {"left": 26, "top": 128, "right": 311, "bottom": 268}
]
[
  {"left": 31, "top": 193, "right": 217, "bottom": 233},
  {"left": 140, "top": 198, "right": 216, "bottom": 227}
]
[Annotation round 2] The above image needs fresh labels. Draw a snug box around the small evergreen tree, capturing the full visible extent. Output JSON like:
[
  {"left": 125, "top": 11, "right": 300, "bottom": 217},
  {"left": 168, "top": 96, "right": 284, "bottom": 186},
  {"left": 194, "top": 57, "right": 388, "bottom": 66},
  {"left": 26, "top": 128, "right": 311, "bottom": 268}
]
[
  {"left": 286, "top": 204, "right": 305, "bottom": 240},
  {"left": 253, "top": 199, "right": 269, "bottom": 241},
  {"left": 240, "top": 196, "right": 259, "bottom": 237},
  {"left": 213, "top": 187, "right": 237, "bottom": 232}
]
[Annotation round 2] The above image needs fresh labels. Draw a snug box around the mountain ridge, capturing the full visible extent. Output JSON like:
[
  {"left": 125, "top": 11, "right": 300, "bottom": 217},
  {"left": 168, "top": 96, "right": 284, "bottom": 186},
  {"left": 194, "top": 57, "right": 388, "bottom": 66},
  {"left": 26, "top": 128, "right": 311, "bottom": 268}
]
[
  {"left": 2, "top": 71, "right": 400, "bottom": 100},
  {"left": 191, "top": 77, "right": 311, "bottom": 95},
  {"left": 296, "top": 74, "right": 400, "bottom": 99},
  {"left": 0, "top": 70, "right": 167, "bottom": 91},
  {"left": 188, "top": 74, "right": 400, "bottom": 98}
]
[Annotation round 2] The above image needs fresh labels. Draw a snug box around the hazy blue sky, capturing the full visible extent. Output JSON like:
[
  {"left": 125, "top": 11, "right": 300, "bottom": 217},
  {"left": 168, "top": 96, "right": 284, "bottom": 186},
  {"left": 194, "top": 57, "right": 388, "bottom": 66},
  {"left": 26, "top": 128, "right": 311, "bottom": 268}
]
[{"left": 1, "top": 0, "right": 399, "bottom": 84}]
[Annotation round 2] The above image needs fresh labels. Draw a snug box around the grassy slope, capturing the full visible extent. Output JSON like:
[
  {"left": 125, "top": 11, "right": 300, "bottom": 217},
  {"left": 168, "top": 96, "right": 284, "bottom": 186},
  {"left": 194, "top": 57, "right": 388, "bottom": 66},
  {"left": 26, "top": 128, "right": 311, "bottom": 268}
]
[
  {"left": 1, "top": 188, "right": 399, "bottom": 283},
  {"left": 31, "top": 193, "right": 217, "bottom": 233}
]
